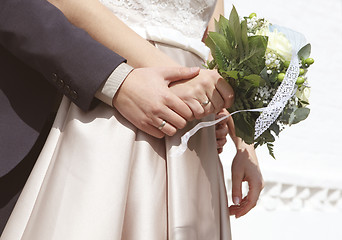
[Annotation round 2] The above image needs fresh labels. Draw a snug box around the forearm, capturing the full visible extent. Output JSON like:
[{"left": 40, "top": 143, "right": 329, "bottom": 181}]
[
  {"left": 207, "top": 0, "right": 224, "bottom": 33},
  {"left": 226, "top": 115, "right": 256, "bottom": 151},
  {"left": 49, "top": 0, "right": 180, "bottom": 68},
  {"left": 204, "top": 0, "right": 224, "bottom": 59}
]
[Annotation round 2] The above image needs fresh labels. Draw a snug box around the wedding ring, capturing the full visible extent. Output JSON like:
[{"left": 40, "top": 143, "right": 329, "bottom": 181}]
[
  {"left": 201, "top": 99, "right": 210, "bottom": 106},
  {"left": 158, "top": 120, "right": 166, "bottom": 130}
]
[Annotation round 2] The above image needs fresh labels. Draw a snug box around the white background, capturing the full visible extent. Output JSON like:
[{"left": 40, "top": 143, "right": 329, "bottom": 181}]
[{"left": 221, "top": 0, "right": 342, "bottom": 239}]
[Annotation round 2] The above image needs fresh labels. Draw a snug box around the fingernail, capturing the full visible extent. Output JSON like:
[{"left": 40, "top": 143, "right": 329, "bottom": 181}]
[{"left": 233, "top": 197, "right": 241, "bottom": 205}]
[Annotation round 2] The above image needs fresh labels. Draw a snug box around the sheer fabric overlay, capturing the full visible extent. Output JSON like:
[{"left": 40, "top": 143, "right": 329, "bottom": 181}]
[{"left": 100, "top": 0, "right": 217, "bottom": 59}]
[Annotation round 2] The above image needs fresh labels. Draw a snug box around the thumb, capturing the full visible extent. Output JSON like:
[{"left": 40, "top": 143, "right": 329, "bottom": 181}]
[
  {"left": 231, "top": 170, "right": 243, "bottom": 205},
  {"left": 164, "top": 67, "right": 200, "bottom": 83}
]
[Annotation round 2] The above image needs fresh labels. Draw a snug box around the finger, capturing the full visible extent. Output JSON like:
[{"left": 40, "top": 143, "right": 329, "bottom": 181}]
[
  {"left": 235, "top": 187, "right": 260, "bottom": 218},
  {"left": 184, "top": 99, "right": 205, "bottom": 119},
  {"left": 216, "top": 138, "right": 227, "bottom": 149},
  {"left": 215, "top": 123, "right": 229, "bottom": 139},
  {"left": 231, "top": 167, "right": 244, "bottom": 206},
  {"left": 216, "top": 78, "right": 235, "bottom": 108},
  {"left": 217, "top": 147, "right": 223, "bottom": 154},
  {"left": 161, "top": 110, "right": 186, "bottom": 130},
  {"left": 153, "top": 118, "right": 178, "bottom": 137},
  {"left": 228, "top": 205, "right": 242, "bottom": 216},
  {"left": 165, "top": 94, "right": 194, "bottom": 121},
  {"left": 194, "top": 96, "right": 214, "bottom": 117},
  {"left": 215, "top": 108, "right": 230, "bottom": 121},
  {"left": 201, "top": 101, "right": 216, "bottom": 116},
  {"left": 141, "top": 124, "right": 165, "bottom": 138},
  {"left": 206, "top": 88, "right": 224, "bottom": 113},
  {"left": 163, "top": 67, "right": 200, "bottom": 83}
]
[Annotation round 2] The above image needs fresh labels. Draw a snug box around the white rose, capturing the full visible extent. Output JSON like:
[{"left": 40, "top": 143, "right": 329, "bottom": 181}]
[
  {"left": 256, "top": 28, "right": 292, "bottom": 61},
  {"left": 296, "top": 87, "right": 310, "bottom": 105}
]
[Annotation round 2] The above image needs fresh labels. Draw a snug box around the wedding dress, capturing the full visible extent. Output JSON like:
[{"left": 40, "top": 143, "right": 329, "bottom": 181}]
[{"left": 1, "top": 0, "right": 232, "bottom": 239}]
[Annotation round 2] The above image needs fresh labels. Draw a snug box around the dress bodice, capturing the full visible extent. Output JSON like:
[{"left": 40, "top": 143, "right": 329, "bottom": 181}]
[{"left": 100, "top": 0, "right": 217, "bottom": 60}]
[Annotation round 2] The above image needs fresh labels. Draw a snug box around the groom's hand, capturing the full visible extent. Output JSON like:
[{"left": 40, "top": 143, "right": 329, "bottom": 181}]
[{"left": 112, "top": 67, "right": 200, "bottom": 138}]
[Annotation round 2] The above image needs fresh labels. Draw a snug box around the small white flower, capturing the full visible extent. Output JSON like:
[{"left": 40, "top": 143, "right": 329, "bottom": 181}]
[{"left": 267, "top": 69, "right": 272, "bottom": 74}]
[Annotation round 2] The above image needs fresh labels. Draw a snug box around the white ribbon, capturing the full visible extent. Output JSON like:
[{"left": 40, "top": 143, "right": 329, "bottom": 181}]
[{"left": 171, "top": 105, "right": 281, "bottom": 157}]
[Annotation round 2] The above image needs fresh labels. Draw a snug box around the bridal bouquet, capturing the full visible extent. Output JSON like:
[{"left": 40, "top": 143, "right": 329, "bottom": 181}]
[{"left": 205, "top": 6, "right": 314, "bottom": 158}]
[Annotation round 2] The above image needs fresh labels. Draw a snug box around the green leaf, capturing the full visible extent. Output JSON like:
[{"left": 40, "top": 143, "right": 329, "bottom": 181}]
[
  {"left": 269, "top": 122, "right": 280, "bottom": 136},
  {"left": 267, "top": 143, "right": 276, "bottom": 159},
  {"left": 206, "top": 59, "right": 216, "bottom": 69},
  {"left": 205, "top": 32, "right": 232, "bottom": 60},
  {"left": 222, "top": 70, "right": 239, "bottom": 79},
  {"left": 228, "top": 6, "right": 244, "bottom": 57},
  {"left": 214, "top": 46, "right": 229, "bottom": 70},
  {"left": 289, "top": 107, "right": 310, "bottom": 125},
  {"left": 214, "top": 19, "right": 220, "bottom": 33},
  {"left": 241, "top": 20, "right": 249, "bottom": 55},
  {"left": 233, "top": 113, "right": 255, "bottom": 144},
  {"left": 218, "top": 15, "right": 230, "bottom": 36},
  {"left": 244, "top": 74, "right": 264, "bottom": 87},
  {"left": 237, "top": 36, "right": 268, "bottom": 74},
  {"left": 260, "top": 130, "right": 276, "bottom": 142},
  {"left": 298, "top": 43, "right": 311, "bottom": 60},
  {"left": 299, "top": 100, "right": 310, "bottom": 105}
]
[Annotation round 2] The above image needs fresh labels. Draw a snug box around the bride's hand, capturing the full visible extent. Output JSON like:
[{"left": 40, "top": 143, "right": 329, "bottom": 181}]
[
  {"left": 169, "top": 69, "right": 234, "bottom": 119},
  {"left": 215, "top": 109, "right": 230, "bottom": 154},
  {"left": 113, "top": 66, "right": 200, "bottom": 138},
  {"left": 228, "top": 143, "right": 264, "bottom": 218}
]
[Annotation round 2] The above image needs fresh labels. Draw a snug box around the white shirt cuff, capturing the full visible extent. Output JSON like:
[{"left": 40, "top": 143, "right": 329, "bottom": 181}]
[{"left": 95, "top": 63, "right": 134, "bottom": 106}]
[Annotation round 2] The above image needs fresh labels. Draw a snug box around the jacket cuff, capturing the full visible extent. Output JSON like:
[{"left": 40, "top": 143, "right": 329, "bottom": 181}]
[{"left": 95, "top": 63, "right": 134, "bottom": 106}]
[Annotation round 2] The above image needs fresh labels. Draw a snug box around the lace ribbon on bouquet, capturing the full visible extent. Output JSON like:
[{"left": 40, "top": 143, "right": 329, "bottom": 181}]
[
  {"left": 172, "top": 26, "right": 306, "bottom": 157},
  {"left": 254, "top": 25, "right": 306, "bottom": 138}
]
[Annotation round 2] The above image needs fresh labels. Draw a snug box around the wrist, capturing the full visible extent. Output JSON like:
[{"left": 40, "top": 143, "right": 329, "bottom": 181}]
[{"left": 233, "top": 136, "right": 254, "bottom": 151}]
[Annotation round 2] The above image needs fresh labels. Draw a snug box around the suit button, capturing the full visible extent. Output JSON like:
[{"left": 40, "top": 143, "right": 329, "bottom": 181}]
[
  {"left": 64, "top": 85, "right": 71, "bottom": 95},
  {"left": 56, "top": 79, "right": 64, "bottom": 89},
  {"left": 70, "top": 90, "right": 78, "bottom": 100},
  {"left": 52, "top": 73, "right": 58, "bottom": 82}
]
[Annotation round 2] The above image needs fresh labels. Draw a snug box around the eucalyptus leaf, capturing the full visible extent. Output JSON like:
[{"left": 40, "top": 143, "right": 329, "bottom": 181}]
[
  {"left": 289, "top": 107, "right": 310, "bottom": 125},
  {"left": 298, "top": 43, "right": 311, "bottom": 60}
]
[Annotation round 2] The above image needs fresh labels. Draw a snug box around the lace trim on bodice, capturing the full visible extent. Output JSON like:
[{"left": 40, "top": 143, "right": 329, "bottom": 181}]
[{"left": 100, "top": 0, "right": 217, "bottom": 59}]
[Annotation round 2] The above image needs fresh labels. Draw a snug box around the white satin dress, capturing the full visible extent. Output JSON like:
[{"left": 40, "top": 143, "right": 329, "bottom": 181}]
[{"left": 1, "top": 1, "right": 232, "bottom": 239}]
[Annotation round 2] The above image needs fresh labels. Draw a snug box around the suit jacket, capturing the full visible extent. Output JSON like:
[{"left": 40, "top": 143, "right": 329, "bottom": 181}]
[{"left": 0, "top": 0, "right": 125, "bottom": 177}]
